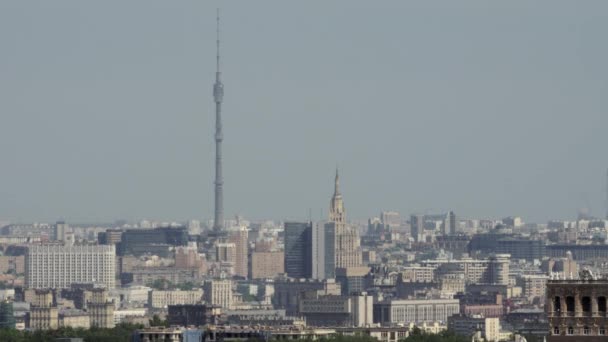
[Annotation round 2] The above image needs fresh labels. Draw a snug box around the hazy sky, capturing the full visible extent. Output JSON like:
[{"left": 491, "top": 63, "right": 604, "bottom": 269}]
[{"left": 1, "top": 1, "right": 607, "bottom": 224}]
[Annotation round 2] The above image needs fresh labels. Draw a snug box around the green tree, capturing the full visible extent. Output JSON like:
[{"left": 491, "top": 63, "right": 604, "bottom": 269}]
[
  {"left": 403, "top": 329, "right": 471, "bottom": 342},
  {"left": 146, "top": 278, "right": 173, "bottom": 290},
  {"left": 149, "top": 314, "right": 168, "bottom": 327}
]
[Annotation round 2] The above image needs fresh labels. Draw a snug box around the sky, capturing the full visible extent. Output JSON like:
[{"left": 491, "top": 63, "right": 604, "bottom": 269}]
[{"left": 1, "top": 1, "right": 607, "bottom": 224}]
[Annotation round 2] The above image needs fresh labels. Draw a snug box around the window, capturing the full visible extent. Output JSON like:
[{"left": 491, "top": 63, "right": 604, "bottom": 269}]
[
  {"left": 553, "top": 326, "right": 559, "bottom": 335},
  {"left": 554, "top": 296, "right": 561, "bottom": 313},
  {"left": 566, "top": 296, "right": 575, "bottom": 313},
  {"left": 567, "top": 326, "right": 574, "bottom": 335},
  {"left": 599, "top": 297, "right": 607, "bottom": 312},
  {"left": 582, "top": 297, "right": 592, "bottom": 313},
  {"left": 584, "top": 326, "right": 590, "bottom": 335},
  {"left": 600, "top": 327, "right": 606, "bottom": 335}
]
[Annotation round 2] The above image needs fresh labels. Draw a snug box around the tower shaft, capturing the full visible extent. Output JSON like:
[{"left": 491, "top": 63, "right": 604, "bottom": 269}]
[{"left": 213, "top": 10, "right": 224, "bottom": 232}]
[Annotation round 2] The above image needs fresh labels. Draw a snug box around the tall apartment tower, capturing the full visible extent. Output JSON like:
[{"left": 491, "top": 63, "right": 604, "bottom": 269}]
[
  {"left": 88, "top": 288, "right": 115, "bottom": 328},
  {"left": 229, "top": 227, "right": 248, "bottom": 278},
  {"left": 284, "top": 221, "right": 313, "bottom": 279},
  {"left": 410, "top": 214, "right": 424, "bottom": 242},
  {"left": 312, "top": 222, "right": 336, "bottom": 279},
  {"left": 442, "top": 211, "right": 456, "bottom": 235},
  {"left": 53, "top": 221, "right": 67, "bottom": 242},
  {"left": 329, "top": 170, "right": 362, "bottom": 269}
]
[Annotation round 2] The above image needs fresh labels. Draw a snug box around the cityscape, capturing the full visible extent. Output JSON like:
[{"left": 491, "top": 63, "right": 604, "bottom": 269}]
[{"left": 1, "top": 2, "right": 608, "bottom": 342}]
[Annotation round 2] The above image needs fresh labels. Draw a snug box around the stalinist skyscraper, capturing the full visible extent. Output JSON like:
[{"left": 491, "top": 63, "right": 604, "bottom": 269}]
[{"left": 329, "top": 169, "right": 362, "bottom": 269}]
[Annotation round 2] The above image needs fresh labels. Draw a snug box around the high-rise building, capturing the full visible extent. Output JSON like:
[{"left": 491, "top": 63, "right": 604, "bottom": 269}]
[
  {"left": 229, "top": 227, "right": 248, "bottom": 278},
  {"left": 97, "top": 229, "right": 123, "bottom": 245},
  {"left": 410, "top": 215, "right": 424, "bottom": 242},
  {"left": 381, "top": 211, "right": 401, "bottom": 230},
  {"left": 118, "top": 226, "right": 188, "bottom": 257},
  {"left": 29, "top": 289, "right": 58, "bottom": 330},
  {"left": 250, "top": 251, "right": 284, "bottom": 279},
  {"left": 53, "top": 221, "right": 67, "bottom": 242},
  {"left": 312, "top": 222, "right": 335, "bottom": 279},
  {"left": 329, "top": 170, "right": 362, "bottom": 269},
  {"left": 175, "top": 244, "right": 206, "bottom": 275},
  {"left": 0, "top": 300, "right": 15, "bottom": 329},
  {"left": 442, "top": 211, "right": 456, "bottom": 235},
  {"left": 215, "top": 242, "right": 236, "bottom": 274},
  {"left": 284, "top": 221, "right": 312, "bottom": 279},
  {"left": 335, "top": 266, "right": 371, "bottom": 295},
  {"left": 203, "top": 279, "right": 233, "bottom": 309},
  {"left": 87, "top": 288, "right": 114, "bottom": 328},
  {"left": 26, "top": 245, "right": 116, "bottom": 289}
]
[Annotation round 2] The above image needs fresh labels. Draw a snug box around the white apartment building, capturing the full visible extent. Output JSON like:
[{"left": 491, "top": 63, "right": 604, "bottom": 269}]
[
  {"left": 374, "top": 299, "right": 460, "bottom": 325},
  {"left": 26, "top": 245, "right": 116, "bottom": 289},
  {"left": 148, "top": 289, "right": 204, "bottom": 309},
  {"left": 422, "top": 255, "right": 510, "bottom": 285},
  {"left": 204, "top": 279, "right": 233, "bottom": 309}
]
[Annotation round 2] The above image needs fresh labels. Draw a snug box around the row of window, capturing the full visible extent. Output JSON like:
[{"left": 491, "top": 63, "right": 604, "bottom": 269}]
[
  {"left": 553, "top": 296, "right": 608, "bottom": 313},
  {"left": 554, "top": 326, "right": 606, "bottom": 335}
]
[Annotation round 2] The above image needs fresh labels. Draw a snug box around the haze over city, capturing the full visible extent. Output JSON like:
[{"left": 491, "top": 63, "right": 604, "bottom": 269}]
[
  {"left": 3, "top": 2, "right": 608, "bottom": 342},
  {"left": 1, "top": 1, "right": 607, "bottom": 223}
]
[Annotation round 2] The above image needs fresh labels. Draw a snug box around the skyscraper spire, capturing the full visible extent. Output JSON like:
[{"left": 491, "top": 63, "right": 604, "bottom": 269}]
[
  {"left": 334, "top": 168, "right": 340, "bottom": 196},
  {"left": 329, "top": 168, "right": 345, "bottom": 230},
  {"left": 213, "top": 9, "right": 225, "bottom": 232}
]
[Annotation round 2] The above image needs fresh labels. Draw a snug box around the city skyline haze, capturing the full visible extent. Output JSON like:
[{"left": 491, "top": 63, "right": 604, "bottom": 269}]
[{"left": 1, "top": 1, "right": 607, "bottom": 223}]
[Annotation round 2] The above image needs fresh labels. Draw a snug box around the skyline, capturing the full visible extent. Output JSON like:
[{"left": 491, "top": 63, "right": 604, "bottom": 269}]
[{"left": 1, "top": 1, "right": 608, "bottom": 223}]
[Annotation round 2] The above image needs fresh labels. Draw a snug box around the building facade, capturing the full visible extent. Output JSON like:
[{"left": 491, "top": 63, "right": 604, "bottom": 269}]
[
  {"left": 26, "top": 245, "right": 116, "bottom": 289},
  {"left": 329, "top": 170, "right": 362, "bottom": 269},
  {"left": 29, "top": 289, "right": 58, "bottom": 330},
  {"left": 88, "top": 288, "right": 114, "bottom": 328},
  {"left": 203, "top": 279, "right": 233, "bottom": 309},
  {"left": 374, "top": 299, "right": 460, "bottom": 325},
  {"left": 229, "top": 227, "right": 248, "bottom": 278},
  {"left": 546, "top": 275, "right": 608, "bottom": 341},
  {"left": 148, "top": 290, "right": 204, "bottom": 309},
  {"left": 284, "top": 221, "right": 312, "bottom": 279},
  {"left": 250, "top": 251, "right": 284, "bottom": 279},
  {"left": 298, "top": 292, "right": 374, "bottom": 327},
  {"left": 273, "top": 278, "right": 341, "bottom": 315},
  {"left": 312, "top": 221, "right": 336, "bottom": 279}
]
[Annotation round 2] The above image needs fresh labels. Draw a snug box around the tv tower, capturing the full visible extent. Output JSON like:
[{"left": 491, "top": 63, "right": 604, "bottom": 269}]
[{"left": 213, "top": 9, "right": 224, "bottom": 232}]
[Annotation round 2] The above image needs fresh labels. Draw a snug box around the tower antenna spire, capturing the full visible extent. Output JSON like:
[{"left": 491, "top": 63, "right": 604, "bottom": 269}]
[
  {"left": 212, "top": 8, "right": 225, "bottom": 232},
  {"left": 216, "top": 8, "right": 220, "bottom": 73}
]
